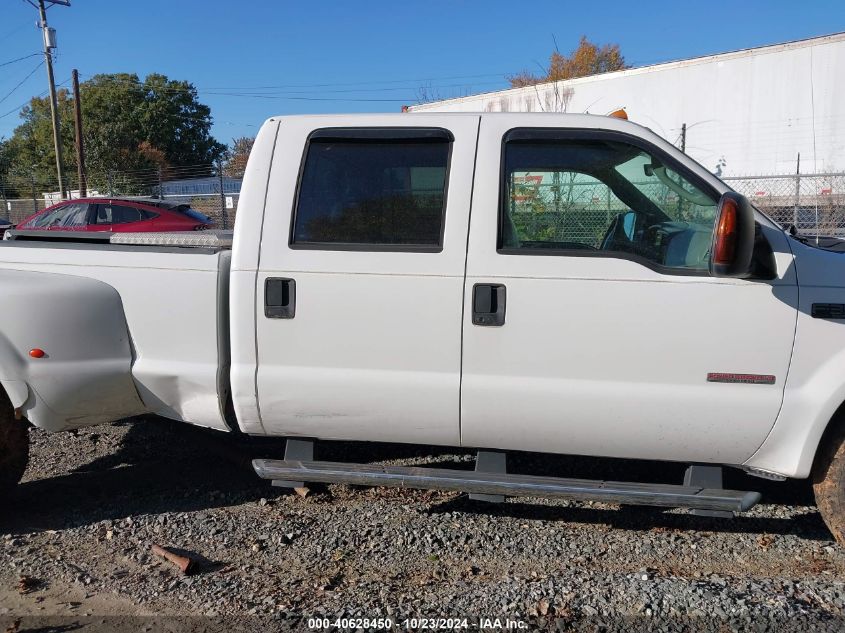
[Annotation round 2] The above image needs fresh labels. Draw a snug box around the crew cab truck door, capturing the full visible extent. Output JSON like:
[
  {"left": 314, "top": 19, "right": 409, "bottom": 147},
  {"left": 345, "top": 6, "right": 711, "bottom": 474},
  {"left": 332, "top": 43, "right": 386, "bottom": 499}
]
[
  {"left": 461, "top": 117, "right": 798, "bottom": 465},
  {"left": 255, "top": 115, "right": 479, "bottom": 444}
]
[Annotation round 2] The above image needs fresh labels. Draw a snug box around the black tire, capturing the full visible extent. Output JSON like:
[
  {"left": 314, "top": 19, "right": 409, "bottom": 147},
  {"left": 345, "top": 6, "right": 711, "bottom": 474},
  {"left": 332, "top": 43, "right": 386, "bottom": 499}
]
[
  {"left": 812, "top": 413, "right": 845, "bottom": 544},
  {"left": 0, "top": 390, "right": 29, "bottom": 492}
]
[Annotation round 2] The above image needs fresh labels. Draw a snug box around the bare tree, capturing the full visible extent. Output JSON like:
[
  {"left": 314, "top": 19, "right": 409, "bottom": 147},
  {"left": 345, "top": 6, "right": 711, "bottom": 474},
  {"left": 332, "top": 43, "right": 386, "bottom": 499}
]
[
  {"left": 539, "top": 84, "right": 574, "bottom": 113},
  {"left": 415, "top": 83, "right": 444, "bottom": 104}
]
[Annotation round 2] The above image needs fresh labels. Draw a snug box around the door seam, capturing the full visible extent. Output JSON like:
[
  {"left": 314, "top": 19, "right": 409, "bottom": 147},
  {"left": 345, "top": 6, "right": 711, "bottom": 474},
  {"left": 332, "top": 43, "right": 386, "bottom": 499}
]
[
  {"left": 458, "top": 116, "right": 482, "bottom": 447},
  {"left": 252, "top": 121, "right": 282, "bottom": 435}
]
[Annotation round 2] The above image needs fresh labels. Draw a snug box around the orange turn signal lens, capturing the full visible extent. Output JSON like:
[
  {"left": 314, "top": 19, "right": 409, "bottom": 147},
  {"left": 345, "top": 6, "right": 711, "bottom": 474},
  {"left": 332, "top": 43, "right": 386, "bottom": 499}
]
[
  {"left": 29, "top": 348, "right": 45, "bottom": 359},
  {"left": 713, "top": 198, "right": 739, "bottom": 266}
]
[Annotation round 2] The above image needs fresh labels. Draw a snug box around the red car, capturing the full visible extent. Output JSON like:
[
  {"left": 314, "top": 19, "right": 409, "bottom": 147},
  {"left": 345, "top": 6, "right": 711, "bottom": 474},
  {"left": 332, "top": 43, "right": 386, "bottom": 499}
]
[{"left": 17, "top": 198, "right": 214, "bottom": 232}]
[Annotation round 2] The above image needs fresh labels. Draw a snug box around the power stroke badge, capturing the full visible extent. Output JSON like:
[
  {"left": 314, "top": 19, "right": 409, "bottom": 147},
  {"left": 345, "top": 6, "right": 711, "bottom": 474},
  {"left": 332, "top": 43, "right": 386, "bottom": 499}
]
[{"left": 707, "top": 373, "right": 776, "bottom": 385}]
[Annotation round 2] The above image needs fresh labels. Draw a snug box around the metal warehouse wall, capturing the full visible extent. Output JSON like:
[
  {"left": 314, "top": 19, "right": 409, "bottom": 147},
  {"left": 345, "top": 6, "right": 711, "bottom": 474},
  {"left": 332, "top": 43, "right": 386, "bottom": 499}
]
[{"left": 409, "top": 34, "right": 845, "bottom": 177}]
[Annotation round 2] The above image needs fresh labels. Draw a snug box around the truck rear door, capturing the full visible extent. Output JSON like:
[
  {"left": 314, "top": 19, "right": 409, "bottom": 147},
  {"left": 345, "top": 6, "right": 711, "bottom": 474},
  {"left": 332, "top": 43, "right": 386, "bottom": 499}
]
[
  {"left": 460, "top": 117, "right": 798, "bottom": 465},
  {"left": 254, "top": 115, "right": 479, "bottom": 445}
]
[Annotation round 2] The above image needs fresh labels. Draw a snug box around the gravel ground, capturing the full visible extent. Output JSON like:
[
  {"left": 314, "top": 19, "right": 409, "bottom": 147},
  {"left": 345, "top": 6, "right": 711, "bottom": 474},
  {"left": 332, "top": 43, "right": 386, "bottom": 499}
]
[{"left": 3, "top": 417, "right": 845, "bottom": 632}]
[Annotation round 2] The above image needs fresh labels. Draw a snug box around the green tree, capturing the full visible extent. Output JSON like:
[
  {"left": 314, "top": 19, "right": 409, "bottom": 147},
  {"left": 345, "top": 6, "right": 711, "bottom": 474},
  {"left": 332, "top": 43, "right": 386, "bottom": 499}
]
[
  {"left": 508, "top": 36, "right": 628, "bottom": 88},
  {"left": 1, "top": 73, "right": 225, "bottom": 195}
]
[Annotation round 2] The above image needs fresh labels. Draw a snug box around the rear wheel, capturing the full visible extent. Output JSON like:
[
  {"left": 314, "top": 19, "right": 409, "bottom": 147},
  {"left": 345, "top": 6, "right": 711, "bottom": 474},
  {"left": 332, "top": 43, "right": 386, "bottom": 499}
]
[
  {"left": 813, "top": 415, "right": 845, "bottom": 544},
  {"left": 0, "top": 392, "right": 29, "bottom": 492}
]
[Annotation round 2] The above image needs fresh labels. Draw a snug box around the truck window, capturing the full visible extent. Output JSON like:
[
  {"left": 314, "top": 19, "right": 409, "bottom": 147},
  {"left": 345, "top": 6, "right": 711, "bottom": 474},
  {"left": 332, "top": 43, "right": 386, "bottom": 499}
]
[
  {"left": 291, "top": 130, "right": 450, "bottom": 249},
  {"left": 499, "top": 134, "right": 719, "bottom": 272}
]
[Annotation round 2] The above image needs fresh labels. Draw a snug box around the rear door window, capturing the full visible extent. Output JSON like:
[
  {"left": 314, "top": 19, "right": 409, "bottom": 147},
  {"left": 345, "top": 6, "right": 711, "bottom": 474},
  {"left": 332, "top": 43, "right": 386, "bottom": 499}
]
[
  {"left": 291, "top": 129, "right": 451, "bottom": 250},
  {"left": 95, "top": 204, "right": 156, "bottom": 225}
]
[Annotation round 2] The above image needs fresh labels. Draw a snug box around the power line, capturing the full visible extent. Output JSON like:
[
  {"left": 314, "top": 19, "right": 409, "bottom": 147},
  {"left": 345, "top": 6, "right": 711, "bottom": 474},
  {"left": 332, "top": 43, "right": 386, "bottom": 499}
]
[
  {"left": 0, "top": 53, "right": 41, "bottom": 68},
  {"left": 204, "top": 81, "right": 505, "bottom": 97},
  {"left": 209, "top": 94, "right": 411, "bottom": 102},
  {"left": 0, "top": 19, "right": 31, "bottom": 42},
  {"left": 0, "top": 79, "right": 254, "bottom": 130},
  {"left": 210, "top": 72, "right": 508, "bottom": 90},
  {"left": 0, "top": 76, "right": 66, "bottom": 121},
  {"left": 0, "top": 60, "right": 44, "bottom": 106},
  {"left": 72, "top": 75, "right": 456, "bottom": 103},
  {"left": 77, "top": 71, "right": 509, "bottom": 93}
]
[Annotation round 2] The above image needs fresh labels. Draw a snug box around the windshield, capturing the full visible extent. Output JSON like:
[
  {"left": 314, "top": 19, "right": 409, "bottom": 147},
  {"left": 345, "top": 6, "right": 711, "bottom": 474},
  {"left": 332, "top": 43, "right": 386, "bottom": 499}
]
[{"left": 615, "top": 154, "right": 718, "bottom": 225}]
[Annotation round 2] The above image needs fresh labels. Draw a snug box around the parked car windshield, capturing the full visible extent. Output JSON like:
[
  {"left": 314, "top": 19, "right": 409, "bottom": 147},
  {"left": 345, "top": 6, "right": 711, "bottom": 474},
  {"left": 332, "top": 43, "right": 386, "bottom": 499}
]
[{"left": 30, "top": 203, "right": 89, "bottom": 228}]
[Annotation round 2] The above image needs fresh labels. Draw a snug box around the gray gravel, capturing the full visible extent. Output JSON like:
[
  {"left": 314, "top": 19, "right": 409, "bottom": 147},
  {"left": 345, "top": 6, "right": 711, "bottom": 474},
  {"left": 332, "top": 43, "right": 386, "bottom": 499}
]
[{"left": 2, "top": 417, "right": 845, "bottom": 631}]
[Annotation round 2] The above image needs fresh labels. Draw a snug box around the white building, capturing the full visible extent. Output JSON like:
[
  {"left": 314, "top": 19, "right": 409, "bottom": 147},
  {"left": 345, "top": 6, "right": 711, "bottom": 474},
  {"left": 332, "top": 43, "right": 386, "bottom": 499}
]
[{"left": 409, "top": 33, "right": 845, "bottom": 177}]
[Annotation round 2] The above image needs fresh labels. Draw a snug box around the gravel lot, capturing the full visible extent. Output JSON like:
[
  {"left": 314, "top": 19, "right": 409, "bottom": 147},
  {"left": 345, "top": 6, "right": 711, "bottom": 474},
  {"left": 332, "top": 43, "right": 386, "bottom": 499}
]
[{"left": 3, "top": 417, "right": 845, "bottom": 632}]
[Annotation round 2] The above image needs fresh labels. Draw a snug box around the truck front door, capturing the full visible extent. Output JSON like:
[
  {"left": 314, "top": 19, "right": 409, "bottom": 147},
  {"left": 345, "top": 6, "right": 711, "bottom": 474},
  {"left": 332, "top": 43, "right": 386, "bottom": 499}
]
[
  {"left": 255, "top": 116, "right": 479, "bottom": 445},
  {"left": 460, "top": 119, "right": 798, "bottom": 465}
]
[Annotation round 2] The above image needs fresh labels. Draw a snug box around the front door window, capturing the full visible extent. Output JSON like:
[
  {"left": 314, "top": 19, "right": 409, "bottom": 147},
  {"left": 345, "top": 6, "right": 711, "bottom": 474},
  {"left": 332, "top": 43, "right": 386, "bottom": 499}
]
[{"left": 500, "top": 137, "right": 719, "bottom": 271}]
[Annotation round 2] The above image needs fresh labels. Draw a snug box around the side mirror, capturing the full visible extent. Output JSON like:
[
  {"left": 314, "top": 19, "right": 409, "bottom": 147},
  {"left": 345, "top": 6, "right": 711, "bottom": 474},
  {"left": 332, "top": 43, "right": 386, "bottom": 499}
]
[{"left": 710, "top": 192, "right": 755, "bottom": 278}]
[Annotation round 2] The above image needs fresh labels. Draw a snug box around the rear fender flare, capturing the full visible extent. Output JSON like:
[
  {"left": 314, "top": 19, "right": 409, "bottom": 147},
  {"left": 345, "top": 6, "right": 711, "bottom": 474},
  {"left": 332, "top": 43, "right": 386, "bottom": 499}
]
[{"left": 0, "top": 268, "right": 147, "bottom": 431}]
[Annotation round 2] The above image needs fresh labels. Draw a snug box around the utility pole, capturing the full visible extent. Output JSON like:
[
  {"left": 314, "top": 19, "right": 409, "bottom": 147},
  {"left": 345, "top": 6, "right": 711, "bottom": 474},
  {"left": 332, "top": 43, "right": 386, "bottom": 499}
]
[
  {"left": 72, "top": 69, "right": 85, "bottom": 197},
  {"left": 218, "top": 160, "right": 227, "bottom": 229},
  {"left": 28, "top": 0, "right": 70, "bottom": 198},
  {"left": 676, "top": 123, "right": 687, "bottom": 217}
]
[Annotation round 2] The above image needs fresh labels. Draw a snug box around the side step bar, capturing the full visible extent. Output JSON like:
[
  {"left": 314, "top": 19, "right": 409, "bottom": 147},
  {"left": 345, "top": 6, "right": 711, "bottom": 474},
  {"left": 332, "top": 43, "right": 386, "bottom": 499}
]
[{"left": 252, "top": 459, "right": 761, "bottom": 513}]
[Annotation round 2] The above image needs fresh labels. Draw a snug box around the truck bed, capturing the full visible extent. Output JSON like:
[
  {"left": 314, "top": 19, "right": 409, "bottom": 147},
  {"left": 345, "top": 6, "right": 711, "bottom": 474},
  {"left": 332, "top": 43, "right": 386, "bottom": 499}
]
[{"left": 0, "top": 233, "right": 232, "bottom": 432}]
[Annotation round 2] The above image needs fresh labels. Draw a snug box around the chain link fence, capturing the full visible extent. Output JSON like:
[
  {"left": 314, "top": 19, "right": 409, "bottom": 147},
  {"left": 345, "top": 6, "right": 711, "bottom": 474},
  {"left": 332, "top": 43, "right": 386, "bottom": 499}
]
[
  {"left": 508, "top": 173, "right": 845, "bottom": 246},
  {"left": 509, "top": 176, "right": 717, "bottom": 247},
  {"left": 0, "top": 164, "right": 244, "bottom": 229},
  {"left": 2, "top": 167, "right": 844, "bottom": 238},
  {"left": 724, "top": 173, "right": 845, "bottom": 237}
]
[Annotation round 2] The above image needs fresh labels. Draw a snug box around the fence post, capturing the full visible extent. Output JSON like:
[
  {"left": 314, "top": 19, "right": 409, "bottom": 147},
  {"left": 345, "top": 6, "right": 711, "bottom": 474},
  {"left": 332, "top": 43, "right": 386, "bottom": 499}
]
[
  {"left": 30, "top": 173, "right": 37, "bottom": 214},
  {"left": 218, "top": 161, "right": 227, "bottom": 230},
  {"left": 158, "top": 167, "right": 163, "bottom": 199},
  {"left": 793, "top": 153, "right": 801, "bottom": 230}
]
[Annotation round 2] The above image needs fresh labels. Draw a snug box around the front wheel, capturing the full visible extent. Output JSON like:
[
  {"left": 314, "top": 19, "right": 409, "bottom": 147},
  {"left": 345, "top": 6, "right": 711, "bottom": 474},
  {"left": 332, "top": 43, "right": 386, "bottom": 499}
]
[
  {"left": 0, "top": 392, "right": 29, "bottom": 492},
  {"left": 812, "top": 415, "right": 845, "bottom": 544}
]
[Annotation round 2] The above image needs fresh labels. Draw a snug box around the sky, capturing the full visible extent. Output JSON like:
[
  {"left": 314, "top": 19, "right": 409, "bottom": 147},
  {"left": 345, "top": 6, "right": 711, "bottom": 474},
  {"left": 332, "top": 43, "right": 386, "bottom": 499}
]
[{"left": 0, "top": 0, "right": 843, "bottom": 146}]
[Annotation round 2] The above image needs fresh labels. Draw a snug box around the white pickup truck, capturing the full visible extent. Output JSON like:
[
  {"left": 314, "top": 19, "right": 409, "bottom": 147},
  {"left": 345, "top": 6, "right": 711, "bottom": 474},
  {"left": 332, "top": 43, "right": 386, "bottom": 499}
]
[{"left": 2, "top": 113, "right": 845, "bottom": 541}]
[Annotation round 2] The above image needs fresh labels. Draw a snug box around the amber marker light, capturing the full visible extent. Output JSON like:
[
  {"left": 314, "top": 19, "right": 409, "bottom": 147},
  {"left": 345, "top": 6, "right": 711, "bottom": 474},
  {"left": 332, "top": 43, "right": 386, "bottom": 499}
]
[
  {"left": 29, "top": 348, "right": 45, "bottom": 359},
  {"left": 713, "top": 197, "right": 739, "bottom": 266}
]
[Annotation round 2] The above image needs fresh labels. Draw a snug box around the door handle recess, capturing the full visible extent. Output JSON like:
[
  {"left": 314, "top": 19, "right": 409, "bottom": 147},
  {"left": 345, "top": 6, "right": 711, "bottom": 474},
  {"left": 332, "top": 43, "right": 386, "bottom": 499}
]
[
  {"left": 472, "top": 283, "right": 506, "bottom": 326},
  {"left": 265, "top": 278, "right": 296, "bottom": 319}
]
